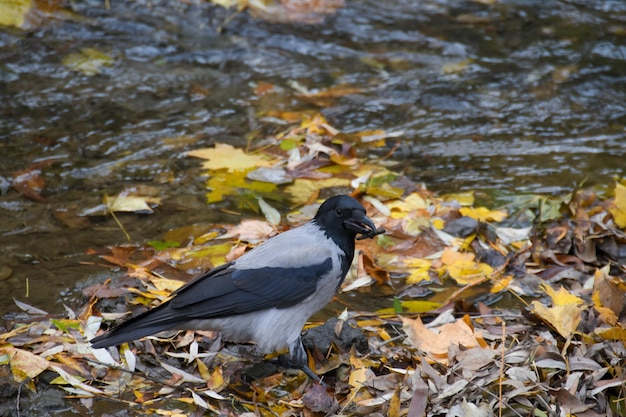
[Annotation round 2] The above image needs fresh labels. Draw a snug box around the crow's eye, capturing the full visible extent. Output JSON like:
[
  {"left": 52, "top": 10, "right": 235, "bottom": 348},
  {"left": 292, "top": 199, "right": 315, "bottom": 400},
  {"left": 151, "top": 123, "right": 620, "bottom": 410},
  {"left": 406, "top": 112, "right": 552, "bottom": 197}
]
[{"left": 335, "top": 208, "right": 343, "bottom": 217}]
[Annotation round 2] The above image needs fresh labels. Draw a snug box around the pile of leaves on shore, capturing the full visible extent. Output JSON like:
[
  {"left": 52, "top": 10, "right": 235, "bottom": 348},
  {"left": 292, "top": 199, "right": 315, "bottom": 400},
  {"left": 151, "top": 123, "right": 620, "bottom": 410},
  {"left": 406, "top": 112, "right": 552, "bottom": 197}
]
[{"left": 1, "top": 114, "right": 625, "bottom": 417}]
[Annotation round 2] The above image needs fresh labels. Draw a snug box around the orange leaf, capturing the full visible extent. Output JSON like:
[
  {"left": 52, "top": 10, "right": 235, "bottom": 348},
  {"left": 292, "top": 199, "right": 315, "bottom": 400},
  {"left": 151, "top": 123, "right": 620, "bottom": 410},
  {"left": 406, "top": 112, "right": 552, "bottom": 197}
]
[{"left": 402, "top": 316, "right": 486, "bottom": 364}]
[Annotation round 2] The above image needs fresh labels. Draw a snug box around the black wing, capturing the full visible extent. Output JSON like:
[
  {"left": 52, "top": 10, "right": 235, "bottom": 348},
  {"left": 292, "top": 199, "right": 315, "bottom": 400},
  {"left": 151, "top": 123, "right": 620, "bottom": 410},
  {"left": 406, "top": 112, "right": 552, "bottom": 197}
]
[
  {"left": 90, "top": 257, "right": 333, "bottom": 348},
  {"left": 169, "top": 257, "right": 334, "bottom": 316}
]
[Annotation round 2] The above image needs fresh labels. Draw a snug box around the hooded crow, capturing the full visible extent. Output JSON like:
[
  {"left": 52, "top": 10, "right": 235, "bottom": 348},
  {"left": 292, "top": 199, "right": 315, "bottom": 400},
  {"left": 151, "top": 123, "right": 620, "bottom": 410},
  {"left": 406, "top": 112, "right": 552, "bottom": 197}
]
[{"left": 90, "top": 195, "right": 380, "bottom": 379}]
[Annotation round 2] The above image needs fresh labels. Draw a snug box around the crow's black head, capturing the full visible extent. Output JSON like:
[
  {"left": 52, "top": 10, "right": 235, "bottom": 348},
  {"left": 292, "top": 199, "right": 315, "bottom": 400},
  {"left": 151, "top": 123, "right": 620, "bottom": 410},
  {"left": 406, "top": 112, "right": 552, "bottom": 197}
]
[{"left": 314, "top": 195, "right": 379, "bottom": 242}]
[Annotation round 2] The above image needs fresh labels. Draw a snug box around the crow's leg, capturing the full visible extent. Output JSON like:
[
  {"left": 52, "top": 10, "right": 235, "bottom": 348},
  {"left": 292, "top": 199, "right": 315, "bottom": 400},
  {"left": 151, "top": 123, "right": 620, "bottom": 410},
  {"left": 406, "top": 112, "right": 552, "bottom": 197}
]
[{"left": 279, "top": 337, "right": 325, "bottom": 385}]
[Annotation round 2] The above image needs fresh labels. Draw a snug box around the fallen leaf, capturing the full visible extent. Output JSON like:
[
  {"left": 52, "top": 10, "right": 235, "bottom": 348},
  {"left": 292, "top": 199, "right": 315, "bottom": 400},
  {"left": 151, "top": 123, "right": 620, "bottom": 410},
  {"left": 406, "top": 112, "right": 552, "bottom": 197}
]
[
  {"left": 459, "top": 206, "right": 507, "bottom": 222},
  {"left": 104, "top": 194, "right": 160, "bottom": 213},
  {"left": 12, "top": 167, "right": 47, "bottom": 202},
  {"left": 257, "top": 197, "right": 281, "bottom": 225},
  {"left": 609, "top": 182, "right": 626, "bottom": 228},
  {"left": 531, "top": 285, "right": 585, "bottom": 339},
  {"left": 402, "top": 316, "right": 486, "bottom": 364},
  {"left": 0, "top": 347, "right": 50, "bottom": 382},
  {"left": 188, "top": 143, "right": 273, "bottom": 172},
  {"left": 62, "top": 48, "right": 113, "bottom": 76},
  {"left": 0, "top": 0, "right": 32, "bottom": 28}
]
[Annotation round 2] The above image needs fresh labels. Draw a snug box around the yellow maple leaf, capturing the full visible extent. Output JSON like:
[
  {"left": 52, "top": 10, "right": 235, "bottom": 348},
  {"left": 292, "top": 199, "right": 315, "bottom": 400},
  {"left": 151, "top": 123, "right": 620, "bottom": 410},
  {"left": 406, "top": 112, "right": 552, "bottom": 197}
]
[
  {"left": 403, "top": 258, "right": 432, "bottom": 284},
  {"left": 0, "top": 0, "right": 32, "bottom": 28},
  {"left": 542, "top": 284, "right": 584, "bottom": 307},
  {"left": 205, "top": 169, "right": 277, "bottom": 203},
  {"left": 284, "top": 177, "right": 352, "bottom": 206},
  {"left": 386, "top": 193, "right": 429, "bottom": 215},
  {"left": 609, "top": 181, "right": 626, "bottom": 228},
  {"left": 188, "top": 143, "right": 273, "bottom": 172},
  {"left": 447, "top": 261, "right": 493, "bottom": 285},
  {"left": 459, "top": 206, "right": 507, "bottom": 222},
  {"left": 531, "top": 285, "right": 585, "bottom": 339}
]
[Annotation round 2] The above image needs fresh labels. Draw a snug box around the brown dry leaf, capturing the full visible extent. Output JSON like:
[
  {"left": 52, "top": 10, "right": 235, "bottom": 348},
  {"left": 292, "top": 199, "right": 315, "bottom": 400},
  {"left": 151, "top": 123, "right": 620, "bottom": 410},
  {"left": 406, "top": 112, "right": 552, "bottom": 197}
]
[
  {"left": 12, "top": 167, "right": 47, "bottom": 202},
  {"left": 100, "top": 246, "right": 136, "bottom": 268},
  {"left": 225, "top": 219, "right": 274, "bottom": 244},
  {"left": 402, "top": 316, "right": 486, "bottom": 364},
  {"left": 0, "top": 346, "right": 50, "bottom": 383},
  {"left": 592, "top": 268, "right": 624, "bottom": 325},
  {"left": 407, "top": 375, "right": 428, "bottom": 417},
  {"left": 302, "top": 383, "right": 337, "bottom": 413}
]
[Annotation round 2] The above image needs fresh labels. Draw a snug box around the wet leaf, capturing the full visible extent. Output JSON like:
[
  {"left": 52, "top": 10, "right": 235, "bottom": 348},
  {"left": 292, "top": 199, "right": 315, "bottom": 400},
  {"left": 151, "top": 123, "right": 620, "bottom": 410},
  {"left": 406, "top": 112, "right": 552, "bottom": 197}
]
[
  {"left": 14, "top": 298, "right": 48, "bottom": 315},
  {"left": 12, "top": 167, "right": 47, "bottom": 202},
  {"left": 284, "top": 177, "right": 351, "bottom": 205},
  {"left": 104, "top": 193, "right": 161, "bottom": 213},
  {"left": 205, "top": 169, "right": 277, "bottom": 203},
  {"left": 188, "top": 143, "right": 273, "bottom": 172},
  {"left": 0, "top": 0, "right": 32, "bottom": 28},
  {"left": 246, "top": 167, "right": 292, "bottom": 184},
  {"left": 257, "top": 196, "right": 281, "bottom": 225},
  {"left": 0, "top": 347, "right": 50, "bottom": 382},
  {"left": 376, "top": 300, "right": 442, "bottom": 315},
  {"left": 62, "top": 48, "right": 113, "bottom": 76}
]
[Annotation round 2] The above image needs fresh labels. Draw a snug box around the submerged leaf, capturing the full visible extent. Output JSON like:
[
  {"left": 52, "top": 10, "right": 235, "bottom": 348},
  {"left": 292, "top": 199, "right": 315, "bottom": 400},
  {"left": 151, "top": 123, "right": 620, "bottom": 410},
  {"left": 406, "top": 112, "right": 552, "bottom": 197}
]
[
  {"left": 0, "top": 0, "right": 32, "bottom": 28},
  {"left": 63, "top": 48, "right": 113, "bottom": 76}
]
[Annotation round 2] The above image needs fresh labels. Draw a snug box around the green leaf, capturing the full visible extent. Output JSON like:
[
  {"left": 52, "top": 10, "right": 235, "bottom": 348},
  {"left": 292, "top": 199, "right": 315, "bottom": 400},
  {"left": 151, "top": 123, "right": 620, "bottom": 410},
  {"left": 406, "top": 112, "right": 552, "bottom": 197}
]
[
  {"left": 51, "top": 319, "right": 80, "bottom": 333},
  {"left": 393, "top": 298, "right": 403, "bottom": 314},
  {"left": 147, "top": 240, "right": 181, "bottom": 251}
]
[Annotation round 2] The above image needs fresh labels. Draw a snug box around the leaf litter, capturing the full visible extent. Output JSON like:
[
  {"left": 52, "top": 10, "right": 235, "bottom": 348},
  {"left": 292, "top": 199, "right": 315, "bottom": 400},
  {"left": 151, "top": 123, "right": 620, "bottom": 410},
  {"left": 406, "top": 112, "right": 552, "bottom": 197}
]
[{"left": 1, "top": 116, "right": 626, "bottom": 416}]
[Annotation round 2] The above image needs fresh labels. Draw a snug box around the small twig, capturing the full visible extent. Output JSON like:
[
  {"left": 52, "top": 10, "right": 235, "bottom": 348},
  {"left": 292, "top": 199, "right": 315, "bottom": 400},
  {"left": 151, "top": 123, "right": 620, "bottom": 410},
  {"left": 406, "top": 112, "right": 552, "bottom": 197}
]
[
  {"left": 108, "top": 209, "right": 131, "bottom": 241},
  {"left": 356, "top": 227, "right": 386, "bottom": 240},
  {"left": 16, "top": 381, "right": 22, "bottom": 417},
  {"left": 499, "top": 322, "right": 506, "bottom": 417}
]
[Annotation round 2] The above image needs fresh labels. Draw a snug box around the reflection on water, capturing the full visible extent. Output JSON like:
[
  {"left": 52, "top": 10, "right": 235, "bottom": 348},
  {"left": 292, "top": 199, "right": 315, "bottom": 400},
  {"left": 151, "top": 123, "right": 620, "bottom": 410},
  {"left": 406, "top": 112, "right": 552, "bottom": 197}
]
[{"left": 0, "top": 0, "right": 624, "bottom": 314}]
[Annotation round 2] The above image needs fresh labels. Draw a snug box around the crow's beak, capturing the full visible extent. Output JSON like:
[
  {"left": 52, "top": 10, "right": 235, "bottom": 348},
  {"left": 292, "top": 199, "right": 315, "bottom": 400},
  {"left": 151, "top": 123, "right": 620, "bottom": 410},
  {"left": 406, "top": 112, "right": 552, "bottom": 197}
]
[{"left": 344, "top": 211, "right": 383, "bottom": 240}]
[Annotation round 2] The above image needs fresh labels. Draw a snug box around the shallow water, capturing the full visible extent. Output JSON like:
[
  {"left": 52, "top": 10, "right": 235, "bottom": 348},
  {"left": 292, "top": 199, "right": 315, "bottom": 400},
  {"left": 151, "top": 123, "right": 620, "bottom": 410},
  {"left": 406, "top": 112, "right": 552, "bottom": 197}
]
[{"left": 0, "top": 0, "right": 625, "bottom": 337}]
